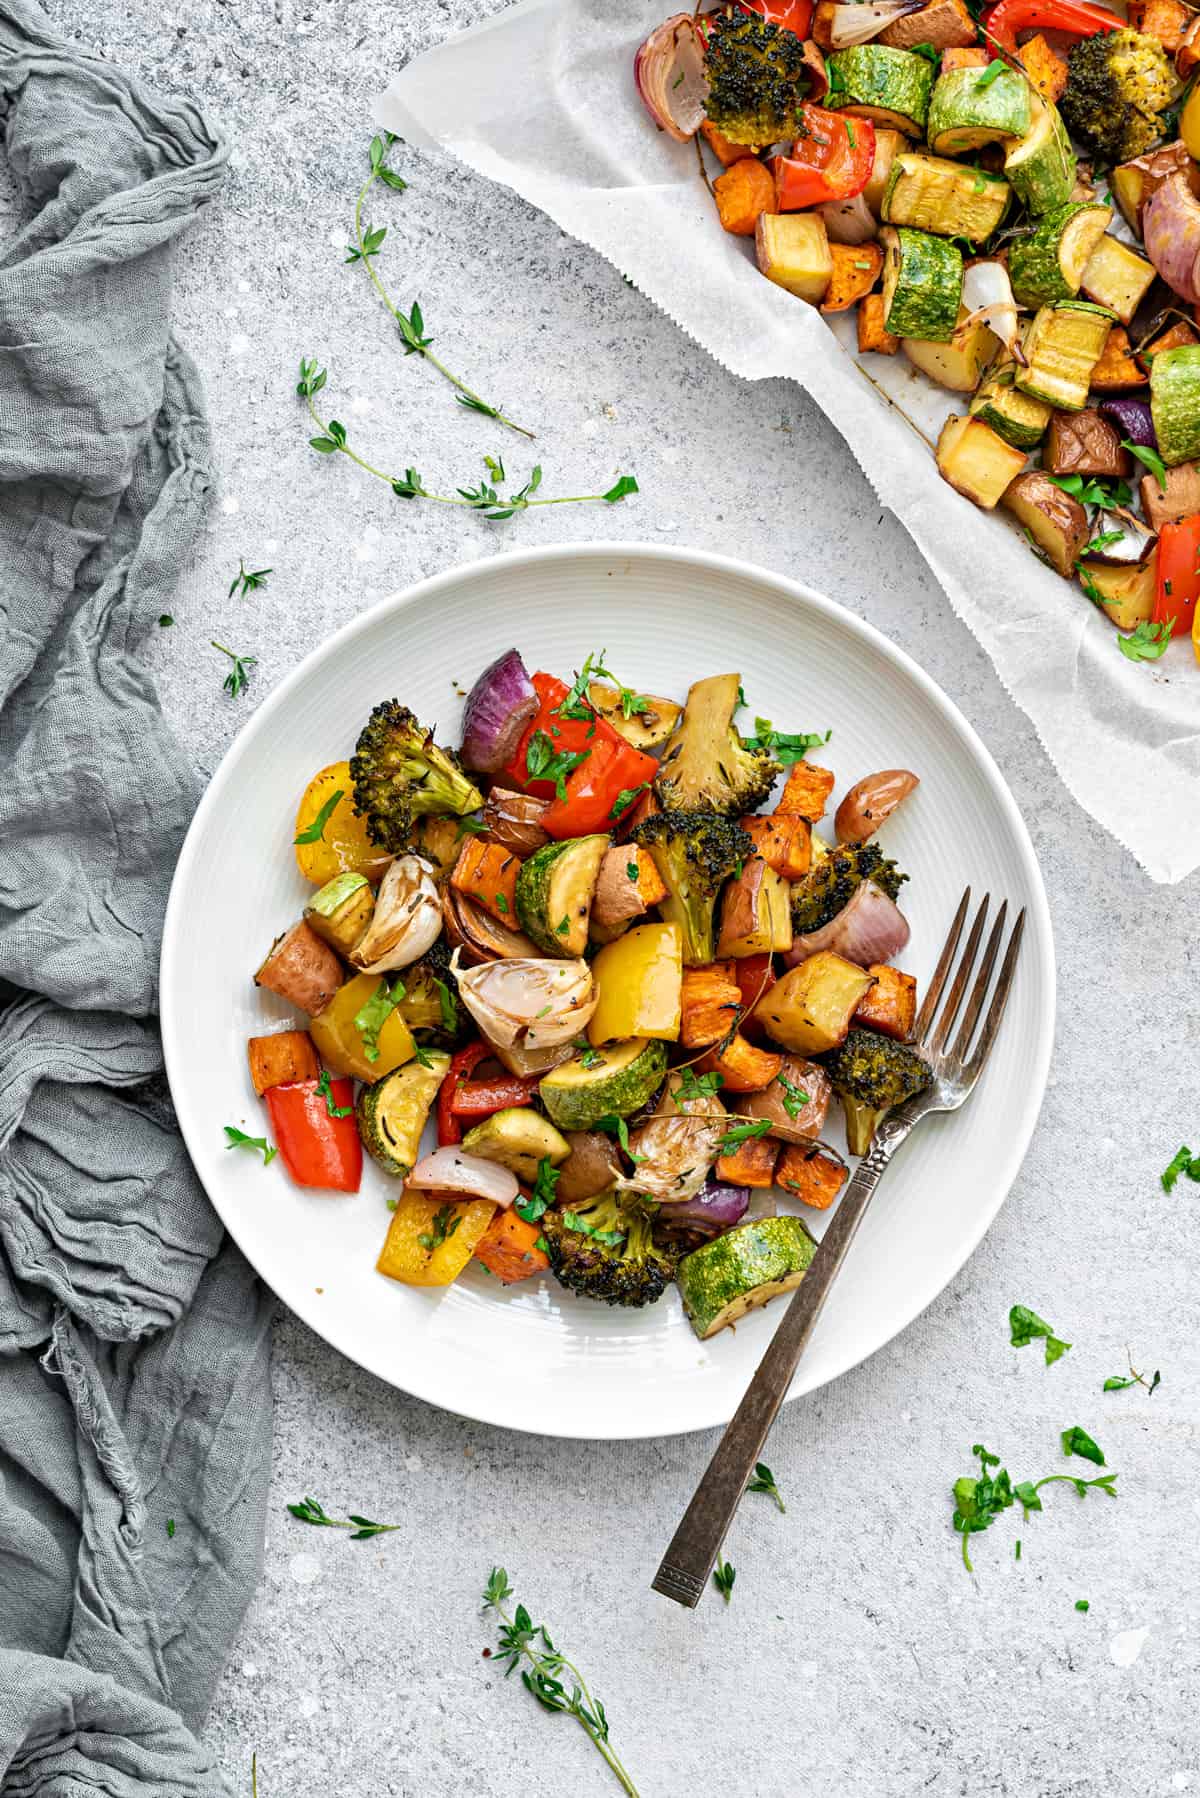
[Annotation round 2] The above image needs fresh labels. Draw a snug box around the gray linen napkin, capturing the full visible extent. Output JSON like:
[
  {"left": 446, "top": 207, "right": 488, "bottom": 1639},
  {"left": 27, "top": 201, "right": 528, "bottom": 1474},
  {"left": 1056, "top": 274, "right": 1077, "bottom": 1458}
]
[{"left": 0, "top": 5, "right": 272, "bottom": 1790}]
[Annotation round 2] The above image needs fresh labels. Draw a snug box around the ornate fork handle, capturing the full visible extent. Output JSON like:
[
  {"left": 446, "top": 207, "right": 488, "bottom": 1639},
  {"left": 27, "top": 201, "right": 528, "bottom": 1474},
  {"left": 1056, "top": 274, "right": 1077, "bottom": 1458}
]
[{"left": 651, "top": 1111, "right": 917, "bottom": 1609}]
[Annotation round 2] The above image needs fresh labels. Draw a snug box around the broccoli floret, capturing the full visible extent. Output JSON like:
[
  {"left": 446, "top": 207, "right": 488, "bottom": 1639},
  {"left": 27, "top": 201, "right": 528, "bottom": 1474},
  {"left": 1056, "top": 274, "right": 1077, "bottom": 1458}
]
[
  {"left": 541, "top": 1193, "right": 680, "bottom": 1308},
  {"left": 1060, "top": 28, "right": 1176, "bottom": 163},
  {"left": 631, "top": 808, "right": 754, "bottom": 965},
  {"left": 704, "top": 9, "right": 812, "bottom": 147},
  {"left": 821, "top": 1026, "right": 931, "bottom": 1154},
  {"left": 400, "top": 937, "right": 472, "bottom": 1050},
  {"left": 790, "top": 843, "right": 907, "bottom": 935},
  {"left": 350, "top": 700, "right": 484, "bottom": 852},
  {"left": 654, "top": 672, "right": 781, "bottom": 816}
]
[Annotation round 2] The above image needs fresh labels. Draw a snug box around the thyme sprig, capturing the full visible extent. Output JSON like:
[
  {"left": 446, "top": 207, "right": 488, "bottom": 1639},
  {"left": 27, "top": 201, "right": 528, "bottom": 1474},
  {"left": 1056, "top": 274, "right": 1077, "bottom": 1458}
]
[
  {"left": 349, "top": 134, "right": 533, "bottom": 439},
  {"left": 212, "top": 640, "right": 257, "bottom": 699},
  {"left": 483, "top": 1568, "right": 640, "bottom": 1797},
  {"left": 297, "top": 361, "right": 637, "bottom": 521},
  {"left": 286, "top": 1495, "right": 401, "bottom": 1541}
]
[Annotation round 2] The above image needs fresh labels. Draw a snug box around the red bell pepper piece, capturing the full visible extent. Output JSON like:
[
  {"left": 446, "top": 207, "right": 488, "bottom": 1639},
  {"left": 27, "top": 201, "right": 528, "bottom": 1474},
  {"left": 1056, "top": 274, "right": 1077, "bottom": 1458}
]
[
  {"left": 739, "top": 0, "right": 814, "bottom": 36},
  {"left": 982, "top": 0, "right": 1119, "bottom": 55},
  {"left": 451, "top": 1073, "right": 541, "bottom": 1118},
  {"left": 503, "top": 671, "right": 658, "bottom": 840},
  {"left": 263, "top": 1078, "right": 361, "bottom": 1192},
  {"left": 1154, "top": 514, "right": 1200, "bottom": 638},
  {"left": 771, "top": 105, "right": 875, "bottom": 210},
  {"left": 437, "top": 1041, "right": 491, "bottom": 1145}
]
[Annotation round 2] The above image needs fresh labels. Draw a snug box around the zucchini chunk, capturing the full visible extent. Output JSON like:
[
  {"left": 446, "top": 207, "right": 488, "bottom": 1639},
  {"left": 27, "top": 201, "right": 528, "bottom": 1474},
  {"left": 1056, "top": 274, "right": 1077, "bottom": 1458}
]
[
  {"left": 1001, "top": 471, "right": 1089, "bottom": 576},
  {"left": 1150, "top": 346, "right": 1200, "bottom": 466},
  {"left": 1016, "top": 301, "right": 1114, "bottom": 412},
  {"left": 678, "top": 1215, "right": 817, "bottom": 1340},
  {"left": 460, "top": 1107, "right": 570, "bottom": 1184},
  {"left": 902, "top": 305, "right": 997, "bottom": 391},
  {"left": 825, "top": 45, "right": 935, "bottom": 135},
  {"left": 515, "top": 834, "right": 609, "bottom": 956},
  {"left": 882, "top": 150, "right": 1010, "bottom": 241},
  {"left": 1008, "top": 201, "right": 1112, "bottom": 307},
  {"left": 304, "top": 871, "right": 375, "bottom": 958},
  {"left": 357, "top": 1053, "right": 450, "bottom": 1178},
  {"left": 1003, "top": 93, "right": 1076, "bottom": 214},
  {"left": 936, "top": 414, "right": 1029, "bottom": 509},
  {"left": 538, "top": 1037, "right": 667, "bottom": 1133},
  {"left": 970, "top": 360, "right": 1052, "bottom": 449},
  {"left": 880, "top": 225, "right": 962, "bottom": 342},
  {"left": 926, "top": 64, "right": 1031, "bottom": 154}
]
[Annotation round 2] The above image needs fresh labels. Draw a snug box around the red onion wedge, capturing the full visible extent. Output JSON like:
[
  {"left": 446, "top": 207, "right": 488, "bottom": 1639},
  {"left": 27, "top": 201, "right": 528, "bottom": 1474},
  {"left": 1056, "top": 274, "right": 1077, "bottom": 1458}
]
[
  {"left": 962, "top": 261, "right": 1026, "bottom": 366},
  {"left": 1142, "top": 172, "right": 1200, "bottom": 306},
  {"left": 634, "top": 14, "right": 708, "bottom": 142},
  {"left": 658, "top": 1179, "right": 751, "bottom": 1237},
  {"left": 1098, "top": 396, "right": 1156, "bottom": 450},
  {"left": 785, "top": 879, "right": 910, "bottom": 970},
  {"left": 409, "top": 1149, "right": 519, "bottom": 1209},
  {"left": 825, "top": 0, "right": 924, "bottom": 47},
  {"left": 460, "top": 648, "right": 537, "bottom": 774}
]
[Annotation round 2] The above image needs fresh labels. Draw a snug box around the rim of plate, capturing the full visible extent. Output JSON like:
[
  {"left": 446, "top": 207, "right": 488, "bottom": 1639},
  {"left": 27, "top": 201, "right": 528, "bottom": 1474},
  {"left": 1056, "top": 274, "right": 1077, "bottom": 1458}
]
[{"left": 161, "top": 541, "right": 1055, "bottom": 1438}]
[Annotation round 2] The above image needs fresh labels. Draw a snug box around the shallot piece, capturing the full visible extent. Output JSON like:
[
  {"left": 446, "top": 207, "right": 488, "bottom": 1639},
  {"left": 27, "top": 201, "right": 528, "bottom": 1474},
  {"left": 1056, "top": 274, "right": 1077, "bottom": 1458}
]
[
  {"left": 658, "top": 1178, "right": 751, "bottom": 1237},
  {"left": 1097, "top": 396, "right": 1156, "bottom": 450},
  {"left": 785, "top": 879, "right": 910, "bottom": 970},
  {"left": 825, "top": 0, "right": 924, "bottom": 47},
  {"left": 409, "top": 1148, "right": 519, "bottom": 1209},
  {"left": 620, "top": 1071, "right": 726, "bottom": 1204},
  {"left": 961, "top": 260, "right": 1026, "bottom": 365},
  {"left": 453, "top": 950, "right": 597, "bottom": 1052},
  {"left": 1142, "top": 172, "right": 1200, "bottom": 305},
  {"left": 1084, "top": 511, "right": 1155, "bottom": 565},
  {"left": 350, "top": 855, "right": 441, "bottom": 974},
  {"left": 634, "top": 14, "right": 708, "bottom": 141},
  {"left": 460, "top": 648, "right": 537, "bottom": 774}
]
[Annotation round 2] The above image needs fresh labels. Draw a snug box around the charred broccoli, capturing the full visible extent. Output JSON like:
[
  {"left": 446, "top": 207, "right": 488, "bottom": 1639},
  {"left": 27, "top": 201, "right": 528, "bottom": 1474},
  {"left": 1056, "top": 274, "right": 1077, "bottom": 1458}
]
[
  {"left": 790, "top": 842, "right": 908, "bottom": 935},
  {"left": 398, "top": 936, "right": 472, "bottom": 1049},
  {"left": 541, "top": 1193, "right": 680, "bottom": 1308},
  {"left": 821, "top": 1026, "right": 931, "bottom": 1154},
  {"left": 704, "top": 8, "right": 812, "bottom": 147},
  {"left": 1060, "top": 27, "right": 1176, "bottom": 163},
  {"left": 631, "top": 808, "right": 754, "bottom": 965},
  {"left": 350, "top": 700, "right": 484, "bottom": 852},
  {"left": 654, "top": 672, "right": 781, "bottom": 816}
]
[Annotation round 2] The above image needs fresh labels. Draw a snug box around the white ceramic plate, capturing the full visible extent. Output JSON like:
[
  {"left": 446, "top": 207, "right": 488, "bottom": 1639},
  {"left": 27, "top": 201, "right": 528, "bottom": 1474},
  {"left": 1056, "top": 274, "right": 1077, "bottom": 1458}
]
[{"left": 162, "top": 543, "right": 1054, "bottom": 1439}]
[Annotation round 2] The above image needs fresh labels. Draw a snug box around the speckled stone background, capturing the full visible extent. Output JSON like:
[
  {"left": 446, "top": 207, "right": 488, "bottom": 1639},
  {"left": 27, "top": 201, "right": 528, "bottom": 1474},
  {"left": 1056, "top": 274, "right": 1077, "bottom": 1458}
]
[{"left": 33, "top": 1, "right": 1200, "bottom": 1792}]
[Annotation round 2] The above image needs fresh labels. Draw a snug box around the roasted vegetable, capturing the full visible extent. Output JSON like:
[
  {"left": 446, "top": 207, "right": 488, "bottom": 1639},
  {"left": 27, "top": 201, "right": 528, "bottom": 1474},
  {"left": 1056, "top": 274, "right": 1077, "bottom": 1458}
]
[
  {"left": 715, "top": 857, "right": 793, "bottom": 957},
  {"left": 714, "top": 156, "right": 778, "bottom": 234},
  {"left": 631, "top": 809, "right": 755, "bottom": 966},
  {"left": 704, "top": 7, "right": 814, "bottom": 146},
  {"left": 309, "top": 971, "right": 416, "bottom": 1082},
  {"left": 451, "top": 835, "right": 521, "bottom": 926},
  {"left": 473, "top": 1209, "right": 551, "bottom": 1285},
  {"left": 731, "top": 1052, "right": 832, "bottom": 1141},
  {"left": 680, "top": 960, "right": 744, "bottom": 1048},
  {"left": 775, "top": 1144, "right": 849, "bottom": 1209},
  {"left": 623, "top": 1068, "right": 728, "bottom": 1204},
  {"left": 350, "top": 699, "right": 484, "bottom": 853},
  {"left": 820, "top": 1024, "right": 931, "bottom": 1152},
  {"left": 1059, "top": 27, "right": 1177, "bottom": 163},
  {"left": 540, "top": 1193, "right": 680, "bottom": 1309},
  {"left": 515, "top": 834, "right": 608, "bottom": 956},
  {"left": 1043, "top": 407, "right": 1132, "bottom": 479},
  {"left": 351, "top": 855, "right": 442, "bottom": 975},
  {"left": 776, "top": 759, "right": 836, "bottom": 822},
  {"left": 834, "top": 768, "right": 919, "bottom": 843},
  {"left": 246, "top": 1030, "right": 320, "bottom": 1096},
  {"left": 790, "top": 840, "right": 908, "bottom": 934},
  {"left": 358, "top": 1053, "right": 450, "bottom": 1177},
  {"left": 757, "top": 211, "right": 835, "bottom": 302},
  {"left": 255, "top": 921, "right": 343, "bottom": 1017},
  {"left": 936, "top": 413, "right": 1029, "bottom": 508},
  {"left": 1001, "top": 470, "right": 1090, "bottom": 576},
  {"left": 376, "top": 1193, "right": 497, "bottom": 1287},
  {"left": 758, "top": 951, "right": 874, "bottom": 1055},
  {"left": 460, "top": 1107, "right": 570, "bottom": 1183},
  {"left": 304, "top": 871, "right": 374, "bottom": 958},
  {"left": 588, "top": 922, "right": 683, "bottom": 1045},
  {"left": 396, "top": 937, "right": 472, "bottom": 1049},
  {"left": 677, "top": 1214, "right": 816, "bottom": 1338},
  {"left": 696, "top": 1031, "right": 782, "bottom": 1093},
  {"left": 293, "top": 760, "right": 392, "bottom": 886},
  {"left": 854, "top": 963, "right": 917, "bottom": 1040},
  {"left": 654, "top": 672, "right": 781, "bottom": 816},
  {"left": 482, "top": 786, "right": 551, "bottom": 859},
  {"left": 539, "top": 1037, "right": 668, "bottom": 1132},
  {"left": 589, "top": 843, "right": 669, "bottom": 942},
  {"left": 555, "top": 1130, "right": 623, "bottom": 1204}
]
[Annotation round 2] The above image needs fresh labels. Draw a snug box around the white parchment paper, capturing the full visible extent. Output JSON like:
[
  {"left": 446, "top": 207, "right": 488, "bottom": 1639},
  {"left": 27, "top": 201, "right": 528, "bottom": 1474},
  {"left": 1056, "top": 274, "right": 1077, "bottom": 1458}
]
[{"left": 378, "top": 0, "right": 1200, "bottom": 882}]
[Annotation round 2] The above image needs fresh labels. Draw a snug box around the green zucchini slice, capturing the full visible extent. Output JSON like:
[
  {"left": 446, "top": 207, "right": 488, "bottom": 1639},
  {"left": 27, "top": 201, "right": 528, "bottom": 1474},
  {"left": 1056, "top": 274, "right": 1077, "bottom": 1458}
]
[
  {"left": 515, "top": 834, "right": 609, "bottom": 955},
  {"left": 1150, "top": 345, "right": 1200, "bottom": 467},
  {"left": 882, "top": 150, "right": 1010, "bottom": 242},
  {"left": 969, "top": 361, "right": 1052, "bottom": 450},
  {"left": 880, "top": 225, "right": 962, "bottom": 343},
  {"left": 926, "top": 64, "right": 1031, "bottom": 154},
  {"left": 678, "top": 1216, "right": 817, "bottom": 1340},
  {"left": 460, "top": 1107, "right": 570, "bottom": 1184},
  {"left": 1008, "top": 201, "right": 1113, "bottom": 307},
  {"left": 538, "top": 1037, "right": 667, "bottom": 1133},
  {"left": 1016, "top": 300, "right": 1115, "bottom": 412},
  {"left": 1003, "top": 93, "right": 1076, "bottom": 215},
  {"left": 825, "top": 45, "right": 933, "bottom": 136},
  {"left": 357, "top": 1053, "right": 450, "bottom": 1178}
]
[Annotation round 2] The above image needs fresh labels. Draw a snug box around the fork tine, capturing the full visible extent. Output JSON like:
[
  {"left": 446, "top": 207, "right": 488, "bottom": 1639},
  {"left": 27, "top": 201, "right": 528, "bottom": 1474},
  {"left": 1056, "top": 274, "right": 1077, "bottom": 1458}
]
[
  {"left": 949, "top": 899, "right": 1008, "bottom": 1066},
  {"left": 926, "top": 894, "right": 990, "bottom": 1058},
  {"left": 963, "top": 908, "right": 1025, "bottom": 1084},
  {"left": 911, "top": 886, "right": 971, "bottom": 1046}
]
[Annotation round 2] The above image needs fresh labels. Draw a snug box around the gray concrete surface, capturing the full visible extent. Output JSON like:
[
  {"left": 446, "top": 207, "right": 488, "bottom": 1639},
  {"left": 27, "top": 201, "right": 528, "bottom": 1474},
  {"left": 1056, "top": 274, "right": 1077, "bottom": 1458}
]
[{"left": 40, "top": 1, "right": 1200, "bottom": 1791}]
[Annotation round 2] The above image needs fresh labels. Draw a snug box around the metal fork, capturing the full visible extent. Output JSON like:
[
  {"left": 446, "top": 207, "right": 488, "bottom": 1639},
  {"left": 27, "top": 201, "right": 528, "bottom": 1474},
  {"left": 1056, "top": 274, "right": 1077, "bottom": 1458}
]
[{"left": 651, "top": 887, "right": 1025, "bottom": 1609}]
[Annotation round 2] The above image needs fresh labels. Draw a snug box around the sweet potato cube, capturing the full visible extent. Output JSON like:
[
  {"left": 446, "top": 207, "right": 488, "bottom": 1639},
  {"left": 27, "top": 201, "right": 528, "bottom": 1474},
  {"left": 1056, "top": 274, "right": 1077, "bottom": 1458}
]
[
  {"left": 776, "top": 761, "right": 836, "bottom": 822},
  {"left": 732, "top": 953, "right": 778, "bottom": 1042},
  {"left": 1019, "top": 34, "right": 1068, "bottom": 102},
  {"left": 716, "top": 1133, "right": 780, "bottom": 1188},
  {"left": 821, "top": 242, "right": 884, "bottom": 315},
  {"left": 473, "top": 1209, "right": 549, "bottom": 1285},
  {"left": 941, "top": 46, "right": 990, "bottom": 70},
  {"left": 714, "top": 157, "right": 776, "bottom": 236},
  {"left": 701, "top": 120, "right": 758, "bottom": 166},
  {"left": 740, "top": 813, "right": 812, "bottom": 880},
  {"left": 450, "top": 836, "right": 520, "bottom": 925},
  {"left": 1088, "top": 324, "right": 1148, "bottom": 391},
  {"left": 246, "top": 1029, "right": 320, "bottom": 1096},
  {"left": 854, "top": 965, "right": 917, "bottom": 1042},
  {"left": 698, "top": 1032, "right": 783, "bottom": 1094},
  {"left": 1127, "top": 0, "right": 1190, "bottom": 47},
  {"left": 1138, "top": 320, "right": 1199, "bottom": 372},
  {"left": 812, "top": 0, "right": 838, "bottom": 48},
  {"left": 776, "top": 1146, "right": 848, "bottom": 1210},
  {"left": 680, "top": 962, "right": 742, "bottom": 1049},
  {"left": 857, "top": 292, "right": 900, "bottom": 356}
]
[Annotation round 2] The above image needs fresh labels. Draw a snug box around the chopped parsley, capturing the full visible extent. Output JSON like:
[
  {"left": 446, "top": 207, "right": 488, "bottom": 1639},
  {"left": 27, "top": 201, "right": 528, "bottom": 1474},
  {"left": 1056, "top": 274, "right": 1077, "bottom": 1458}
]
[
  {"left": 676, "top": 1066, "right": 724, "bottom": 1105},
  {"left": 1009, "top": 1304, "right": 1071, "bottom": 1365},
  {"left": 525, "top": 728, "right": 590, "bottom": 800},
  {"left": 1161, "top": 1143, "right": 1200, "bottom": 1191},
  {"left": 778, "top": 1074, "right": 809, "bottom": 1119},
  {"left": 353, "top": 977, "right": 406, "bottom": 1063},
  {"left": 294, "top": 789, "right": 345, "bottom": 844},
  {"left": 316, "top": 1069, "right": 354, "bottom": 1118},
  {"left": 223, "top": 1125, "right": 276, "bottom": 1166},
  {"left": 741, "top": 717, "right": 831, "bottom": 766},
  {"left": 717, "top": 1118, "right": 773, "bottom": 1152},
  {"left": 1122, "top": 439, "right": 1168, "bottom": 494},
  {"left": 418, "top": 1204, "right": 463, "bottom": 1253},
  {"left": 975, "top": 56, "right": 1008, "bottom": 87},
  {"left": 1061, "top": 1425, "right": 1105, "bottom": 1467},
  {"left": 1117, "top": 619, "right": 1172, "bottom": 663},
  {"left": 516, "top": 1157, "right": 560, "bottom": 1224}
]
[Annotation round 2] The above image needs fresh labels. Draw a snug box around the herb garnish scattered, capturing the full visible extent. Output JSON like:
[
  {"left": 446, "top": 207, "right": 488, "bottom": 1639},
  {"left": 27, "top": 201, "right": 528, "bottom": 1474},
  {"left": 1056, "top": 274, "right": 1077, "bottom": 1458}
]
[
  {"left": 517, "top": 1157, "right": 560, "bottom": 1224},
  {"left": 353, "top": 977, "right": 405, "bottom": 1063},
  {"left": 482, "top": 1568, "right": 640, "bottom": 1797},
  {"left": 717, "top": 1118, "right": 774, "bottom": 1152},
  {"left": 212, "top": 640, "right": 257, "bottom": 699},
  {"left": 1104, "top": 1352, "right": 1160, "bottom": 1395},
  {"left": 166, "top": 1518, "right": 176, "bottom": 1538},
  {"left": 713, "top": 1559, "right": 736, "bottom": 1604},
  {"left": 557, "top": 650, "right": 654, "bottom": 723},
  {"left": 525, "top": 728, "right": 591, "bottom": 800},
  {"left": 778, "top": 1074, "right": 809, "bottom": 1120},
  {"left": 316, "top": 1069, "right": 354, "bottom": 1118},
  {"left": 228, "top": 559, "right": 272, "bottom": 599},
  {"left": 676, "top": 1066, "right": 724, "bottom": 1105},
  {"left": 626, "top": 860, "right": 639, "bottom": 880},
  {"left": 293, "top": 788, "right": 344, "bottom": 844},
  {"left": 297, "top": 360, "right": 638, "bottom": 521},
  {"left": 418, "top": 1203, "right": 463, "bottom": 1253},
  {"left": 951, "top": 1441, "right": 1118, "bottom": 1571},
  {"left": 158, "top": 614, "right": 173, "bottom": 627},
  {"left": 1122, "top": 439, "right": 1169, "bottom": 493},
  {"left": 1075, "top": 1599, "right": 1090, "bottom": 1612},
  {"left": 1045, "top": 471, "right": 1131, "bottom": 509},
  {"left": 434, "top": 976, "right": 458, "bottom": 1034},
  {"left": 1161, "top": 1143, "right": 1200, "bottom": 1191},
  {"left": 975, "top": 56, "right": 1008, "bottom": 86},
  {"left": 287, "top": 1495, "right": 401, "bottom": 1540},
  {"left": 747, "top": 1461, "right": 786, "bottom": 1513},
  {"left": 1117, "top": 618, "right": 1173, "bottom": 663},
  {"left": 1061, "top": 1425, "right": 1105, "bottom": 1466},
  {"left": 1009, "top": 1304, "right": 1071, "bottom": 1364},
  {"left": 611, "top": 784, "right": 649, "bottom": 821},
  {"left": 741, "top": 717, "right": 831, "bottom": 765},
  {"left": 562, "top": 1208, "right": 626, "bottom": 1247},
  {"left": 223, "top": 1125, "right": 276, "bottom": 1165},
  {"left": 594, "top": 1114, "right": 646, "bottom": 1162}
]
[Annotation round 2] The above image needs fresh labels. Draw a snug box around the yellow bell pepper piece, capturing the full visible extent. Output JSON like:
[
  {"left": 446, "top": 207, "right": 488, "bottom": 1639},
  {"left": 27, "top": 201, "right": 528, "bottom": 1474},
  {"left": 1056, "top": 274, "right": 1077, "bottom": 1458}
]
[
  {"left": 1193, "top": 590, "right": 1200, "bottom": 665},
  {"left": 587, "top": 922, "right": 682, "bottom": 1045},
  {"left": 376, "top": 1193, "right": 497, "bottom": 1286},
  {"left": 309, "top": 972, "right": 416, "bottom": 1082},
  {"left": 1182, "top": 83, "right": 1200, "bottom": 164},
  {"left": 293, "top": 760, "right": 392, "bottom": 885}
]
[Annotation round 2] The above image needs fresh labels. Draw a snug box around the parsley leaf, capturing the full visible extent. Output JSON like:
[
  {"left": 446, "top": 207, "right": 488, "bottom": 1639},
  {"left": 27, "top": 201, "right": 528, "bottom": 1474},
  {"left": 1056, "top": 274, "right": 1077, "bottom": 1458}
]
[
  {"left": 561, "top": 1209, "right": 626, "bottom": 1247},
  {"left": 418, "top": 1203, "right": 463, "bottom": 1253},
  {"left": 675, "top": 1066, "right": 724, "bottom": 1105},
  {"left": 1046, "top": 471, "right": 1131, "bottom": 509},
  {"left": 717, "top": 1119, "right": 773, "bottom": 1152},
  {"left": 223, "top": 1125, "right": 276, "bottom": 1165},
  {"left": 516, "top": 1157, "right": 560, "bottom": 1224},
  {"left": 975, "top": 56, "right": 1008, "bottom": 86},
  {"left": 294, "top": 788, "right": 344, "bottom": 844},
  {"left": 1061, "top": 1425, "right": 1105, "bottom": 1466},
  {"left": 1117, "top": 619, "right": 1172, "bottom": 663},
  {"left": 747, "top": 1461, "right": 786, "bottom": 1513},
  {"left": 1009, "top": 1304, "right": 1071, "bottom": 1365},
  {"left": 778, "top": 1074, "right": 810, "bottom": 1120},
  {"left": 713, "top": 1559, "right": 736, "bottom": 1604},
  {"left": 353, "top": 977, "right": 405, "bottom": 1064},
  {"left": 525, "top": 728, "right": 590, "bottom": 801},
  {"left": 1122, "top": 439, "right": 1168, "bottom": 493},
  {"left": 1161, "top": 1143, "right": 1200, "bottom": 1191},
  {"left": 741, "top": 717, "right": 831, "bottom": 765},
  {"left": 316, "top": 1069, "right": 354, "bottom": 1118},
  {"left": 434, "top": 976, "right": 458, "bottom": 1034}
]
